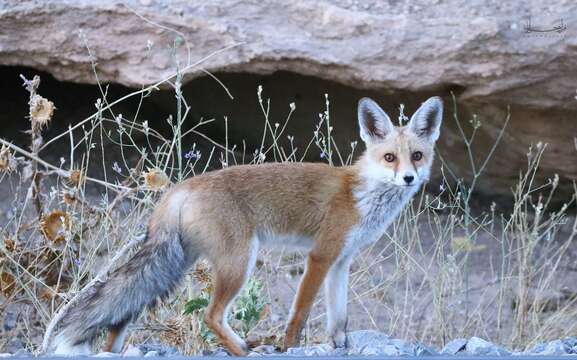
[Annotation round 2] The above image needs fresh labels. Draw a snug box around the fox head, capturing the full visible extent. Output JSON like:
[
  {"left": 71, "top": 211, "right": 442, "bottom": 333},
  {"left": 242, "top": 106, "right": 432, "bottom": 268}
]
[{"left": 357, "top": 96, "right": 443, "bottom": 187}]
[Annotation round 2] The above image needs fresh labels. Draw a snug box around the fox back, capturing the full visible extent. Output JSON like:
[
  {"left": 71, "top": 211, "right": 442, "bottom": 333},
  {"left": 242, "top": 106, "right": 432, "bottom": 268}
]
[{"left": 50, "top": 97, "right": 443, "bottom": 356}]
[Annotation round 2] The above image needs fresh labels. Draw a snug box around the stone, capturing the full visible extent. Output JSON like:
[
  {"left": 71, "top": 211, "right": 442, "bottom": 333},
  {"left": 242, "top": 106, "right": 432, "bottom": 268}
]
[
  {"left": 251, "top": 345, "right": 276, "bottom": 354},
  {"left": 4, "top": 339, "right": 25, "bottom": 355},
  {"left": 360, "top": 344, "right": 401, "bottom": 356},
  {"left": 540, "top": 340, "right": 568, "bottom": 356},
  {"left": 562, "top": 337, "right": 577, "bottom": 354},
  {"left": 0, "top": 354, "right": 12, "bottom": 358},
  {"left": 285, "top": 344, "right": 333, "bottom": 356},
  {"left": 11, "top": 349, "right": 30, "bottom": 357},
  {"left": 137, "top": 344, "right": 179, "bottom": 356},
  {"left": 204, "top": 348, "right": 229, "bottom": 357},
  {"left": 414, "top": 342, "right": 439, "bottom": 356},
  {"left": 441, "top": 338, "right": 467, "bottom": 355},
  {"left": 527, "top": 339, "right": 570, "bottom": 355},
  {"left": 301, "top": 344, "right": 333, "bottom": 356},
  {"left": 94, "top": 352, "right": 117, "bottom": 357},
  {"left": 144, "top": 351, "right": 159, "bottom": 357},
  {"left": 346, "top": 330, "right": 390, "bottom": 353},
  {"left": 1, "top": 0, "right": 576, "bottom": 198},
  {"left": 123, "top": 345, "right": 144, "bottom": 357},
  {"left": 465, "top": 336, "right": 510, "bottom": 356},
  {"left": 528, "top": 342, "right": 547, "bottom": 354},
  {"left": 389, "top": 338, "right": 417, "bottom": 356}
]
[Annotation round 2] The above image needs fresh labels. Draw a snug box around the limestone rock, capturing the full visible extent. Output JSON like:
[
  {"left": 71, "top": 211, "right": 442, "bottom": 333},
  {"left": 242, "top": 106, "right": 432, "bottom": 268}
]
[
  {"left": 465, "top": 337, "right": 510, "bottom": 356},
  {"left": 441, "top": 338, "right": 467, "bottom": 355},
  {"left": 122, "top": 345, "right": 144, "bottom": 357},
  {"left": 1, "top": 0, "right": 576, "bottom": 197},
  {"left": 2, "top": 0, "right": 576, "bottom": 112}
]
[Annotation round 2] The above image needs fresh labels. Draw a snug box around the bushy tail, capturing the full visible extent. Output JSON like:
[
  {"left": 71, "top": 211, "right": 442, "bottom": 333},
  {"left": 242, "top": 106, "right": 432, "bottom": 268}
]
[{"left": 52, "top": 229, "right": 193, "bottom": 354}]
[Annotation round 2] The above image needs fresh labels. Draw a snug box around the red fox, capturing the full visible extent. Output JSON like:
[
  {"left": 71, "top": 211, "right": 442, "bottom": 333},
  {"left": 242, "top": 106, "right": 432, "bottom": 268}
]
[{"left": 51, "top": 97, "right": 443, "bottom": 356}]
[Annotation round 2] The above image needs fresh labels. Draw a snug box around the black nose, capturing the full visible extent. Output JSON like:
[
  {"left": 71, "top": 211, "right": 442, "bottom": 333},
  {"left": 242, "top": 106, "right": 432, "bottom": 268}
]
[{"left": 403, "top": 175, "right": 414, "bottom": 184}]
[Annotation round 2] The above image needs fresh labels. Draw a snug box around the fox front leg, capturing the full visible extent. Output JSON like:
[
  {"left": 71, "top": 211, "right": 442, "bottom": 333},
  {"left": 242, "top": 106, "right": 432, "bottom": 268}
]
[{"left": 324, "top": 257, "right": 352, "bottom": 348}]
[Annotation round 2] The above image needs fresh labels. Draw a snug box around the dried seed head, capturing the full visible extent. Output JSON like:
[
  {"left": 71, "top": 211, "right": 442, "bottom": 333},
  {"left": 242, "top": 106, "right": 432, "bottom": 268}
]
[
  {"left": 0, "top": 144, "right": 16, "bottom": 173},
  {"left": 68, "top": 169, "right": 84, "bottom": 187},
  {"left": 40, "top": 287, "right": 55, "bottom": 303},
  {"left": 192, "top": 262, "right": 213, "bottom": 293},
  {"left": 143, "top": 168, "right": 169, "bottom": 190},
  {"left": 29, "top": 94, "right": 55, "bottom": 131},
  {"left": 0, "top": 272, "right": 16, "bottom": 297},
  {"left": 3, "top": 238, "right": 19, "bottom": 253},
  {"left": 61, "top": 191, "right": 78, "bottom": 206},
  {"left": 40, "top": 211, "right": 70, "bottom": 247},
  {"left": 40, "top": 285, "right": 62, "bottom": 304}
]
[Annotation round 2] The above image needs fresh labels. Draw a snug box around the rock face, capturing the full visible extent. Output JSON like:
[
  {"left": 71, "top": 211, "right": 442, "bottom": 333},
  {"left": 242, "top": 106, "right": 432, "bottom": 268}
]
[
  {"left": 1, "top": 0, "right": 576, "bottom": 198},
  {"left": 2, "top": 0, "right": 577, "bottom": 106}
]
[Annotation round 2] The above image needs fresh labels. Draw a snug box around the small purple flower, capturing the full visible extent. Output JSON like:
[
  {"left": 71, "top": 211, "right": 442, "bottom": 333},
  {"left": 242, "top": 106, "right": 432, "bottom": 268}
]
[
  {"left": 320, "top": 151, "right": 326, "bottom": 159},
  {"left": 74, "top": 258, "right": 82, "bottom": 267},
  {"left": 439, "top": 183, "right": 446, "bottom": 192},
  {"left": 185, "top": 150, "right": 201, "bottom": 160},
  {"left": 112, "top": 162, "right": 122, "bottom": 174}
]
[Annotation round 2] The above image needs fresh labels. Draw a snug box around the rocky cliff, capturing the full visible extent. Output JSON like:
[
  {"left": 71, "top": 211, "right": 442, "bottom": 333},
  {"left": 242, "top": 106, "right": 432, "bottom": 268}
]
[{"left": 1, "top": 0, "right": 576, "bottom": 198}]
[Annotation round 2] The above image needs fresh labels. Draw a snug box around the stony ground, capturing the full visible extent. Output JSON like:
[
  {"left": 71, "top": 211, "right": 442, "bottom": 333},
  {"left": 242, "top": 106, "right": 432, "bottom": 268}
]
[{"left": 2, "top": 331, "right": 577, "bottom": 357}]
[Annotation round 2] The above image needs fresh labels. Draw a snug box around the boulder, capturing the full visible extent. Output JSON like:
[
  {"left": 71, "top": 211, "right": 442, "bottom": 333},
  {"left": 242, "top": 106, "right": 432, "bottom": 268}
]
[
  {"left": 440, "top": 338, "right": 467, "bottom": 355},
  {"left": 465, "top": 336, "right": 511, "bottom": 356},
  {"left": 122, "top": 345, "right": 144, "bottom": 357},
  {"left": 94, "top": 352, "right": 117, "bottom": 358},
  {"left": 285, "top": 343, "right": 334, "bottom": 356},
  {"left": 136, "top": 344, "right": 180, "bottom": 357},
  {"left": 529, "top": 339, "right": 570, "bottom": 356}
]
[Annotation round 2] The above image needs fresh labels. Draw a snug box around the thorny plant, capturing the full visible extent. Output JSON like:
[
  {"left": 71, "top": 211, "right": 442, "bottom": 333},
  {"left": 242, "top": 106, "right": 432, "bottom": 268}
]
[{"left": 0, "top": 39, "right": 576, "bottom": 356}]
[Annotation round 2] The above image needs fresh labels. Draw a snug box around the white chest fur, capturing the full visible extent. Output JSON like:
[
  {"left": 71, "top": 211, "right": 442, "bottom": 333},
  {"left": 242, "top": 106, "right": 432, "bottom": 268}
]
[{"left": 341, "top": 181, "right": 418, "bottom": 258}]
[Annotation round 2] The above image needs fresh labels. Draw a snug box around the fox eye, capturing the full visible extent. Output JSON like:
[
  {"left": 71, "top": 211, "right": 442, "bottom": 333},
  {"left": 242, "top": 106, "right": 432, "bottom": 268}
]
[
  {"left": 384, "top": 153, "right": 396, "bottom": 162},
  {"left": 412, "top": 151, "right": 423, "bottom": 161}
]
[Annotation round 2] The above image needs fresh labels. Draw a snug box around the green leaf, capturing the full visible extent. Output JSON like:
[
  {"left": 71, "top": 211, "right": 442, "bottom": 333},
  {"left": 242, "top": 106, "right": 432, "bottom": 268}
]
[{"left": 183, "top": 297, "right": 209, "bottom": 315}]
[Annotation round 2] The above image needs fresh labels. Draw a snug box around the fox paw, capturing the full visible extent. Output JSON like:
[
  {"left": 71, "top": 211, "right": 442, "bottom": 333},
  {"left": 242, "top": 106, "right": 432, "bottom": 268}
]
[{"left": 330, "top": 330, "right": 348, "bottom": 349}]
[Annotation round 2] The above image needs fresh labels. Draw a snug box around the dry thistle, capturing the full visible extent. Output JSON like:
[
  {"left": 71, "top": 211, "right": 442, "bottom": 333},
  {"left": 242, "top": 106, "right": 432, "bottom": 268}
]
[
  {"left": 159, "top": 317, "right": 188, "bottom": 349},
  {"left": 40, "top": 286, "right": 60, "bottom": 303},
  {"left": 3, "top": 238, "right": 20, "bottom": 253},
  {"left": 40, "top": 210, "right": 70, "bottom": 247},
  {"left": 68, "top": 169, "right": 85, "bottom": 188},
  {"left": 192, "top": 261, "right": 213, "bottom": 293},
  {"left": 0, "top": 144, "right": 16, "bottom": 173},
  {"left": 29, "top": 94, "right": 55, "bottom": 132},
  {"left": 0, "top": 271, "right": 16, "bottom": 297},
  {"left": 143, "top": 168, "right": 170, "bottom": 190},
  {"left": 61, "top": 190, "right": 78, "bottom": 206}
]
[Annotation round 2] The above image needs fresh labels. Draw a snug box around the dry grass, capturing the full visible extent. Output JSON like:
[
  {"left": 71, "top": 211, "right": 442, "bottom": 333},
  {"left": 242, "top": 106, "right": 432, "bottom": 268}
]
[{"left": 0, "top": 41, "right": 576, "bottom": 355}]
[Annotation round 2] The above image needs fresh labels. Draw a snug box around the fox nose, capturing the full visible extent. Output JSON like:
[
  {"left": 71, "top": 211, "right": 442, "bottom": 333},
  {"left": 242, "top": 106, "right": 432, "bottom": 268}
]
[{"left": 403, "top": 175, "right": 415, "bottom": 185}]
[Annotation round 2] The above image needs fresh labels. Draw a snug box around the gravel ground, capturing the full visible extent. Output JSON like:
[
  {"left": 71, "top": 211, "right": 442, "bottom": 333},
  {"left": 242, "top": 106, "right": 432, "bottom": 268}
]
[{"left": 1, "top": 331, "right": 577, "bottom": 357}]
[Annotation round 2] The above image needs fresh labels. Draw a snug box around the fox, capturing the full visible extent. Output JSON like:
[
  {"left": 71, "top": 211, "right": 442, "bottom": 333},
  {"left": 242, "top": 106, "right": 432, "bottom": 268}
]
[{"left": 50, "top": 96, "right": 443, "bottom": 356}]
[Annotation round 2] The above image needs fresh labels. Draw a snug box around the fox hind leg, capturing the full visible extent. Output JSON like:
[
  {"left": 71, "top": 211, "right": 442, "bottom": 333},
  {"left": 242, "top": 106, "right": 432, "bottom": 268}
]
[
  {"left": 284, "top": 253, "right": 336, "bottom": 350},
  {"left": 204, "top": 240, "right": 258, "bottom": 356},
  {"left": 104, "top": 320, "right": 130, "bottom": 353}
]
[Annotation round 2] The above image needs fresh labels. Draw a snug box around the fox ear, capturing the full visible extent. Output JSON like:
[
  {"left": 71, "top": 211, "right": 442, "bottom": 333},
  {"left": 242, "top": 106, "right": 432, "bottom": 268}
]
[
  {"left": 358, "top": 98, "right": 394, "bottom": 144},
  {"left": 408, "top": 97, "right": 443, "bottom": 142}
]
